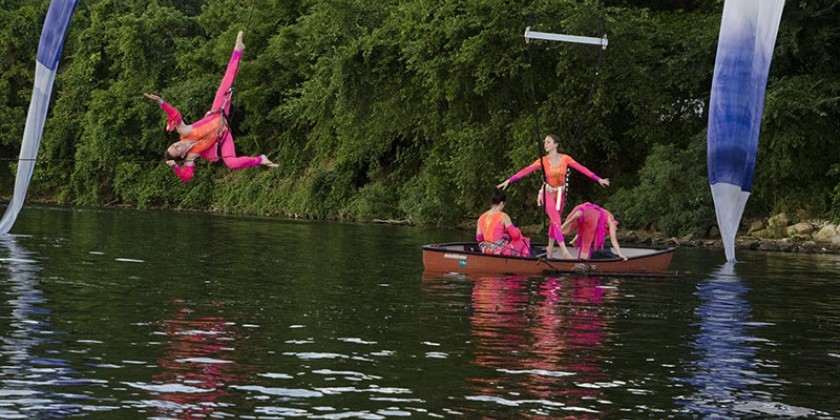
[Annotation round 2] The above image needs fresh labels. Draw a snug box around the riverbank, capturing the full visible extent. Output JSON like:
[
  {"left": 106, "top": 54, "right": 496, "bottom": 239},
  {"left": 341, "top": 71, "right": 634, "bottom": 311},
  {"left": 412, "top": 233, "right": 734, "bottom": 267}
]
[
  {"left": 616, "top": 229, "right": 840, "bottom": 255},
  {"left": 7, "top": 199, "right": 840, "bottom": 255},
  {"left": 257, "top": 212, "right": 840, "bottom": 255},
  {"left": 514, "top": 212, "right": 840, "bottom": 255}
]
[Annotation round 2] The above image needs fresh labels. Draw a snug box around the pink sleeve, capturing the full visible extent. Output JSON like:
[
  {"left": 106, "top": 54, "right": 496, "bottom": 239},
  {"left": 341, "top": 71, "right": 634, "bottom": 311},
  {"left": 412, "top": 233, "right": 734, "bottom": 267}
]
[
  {"left": 506, "top": 224, "right": 522, "bottom": 241},
  {"left": 173, "top": 165, "right": 194, "bottom": 183},
  {"left": 159, "top": 101, "right": 178, "bottom": 117},
  {"left": 476, "top": 232, "right": 485, "bottom": 242},
  {"left": 159, "top": 101, "right": 182, "bottom": 131},
  {"left": 508, "top": 159, "right": 542, "bottom": 183},
  {"left": 568, "top": 159, "right": 601, "bottom": 182}
]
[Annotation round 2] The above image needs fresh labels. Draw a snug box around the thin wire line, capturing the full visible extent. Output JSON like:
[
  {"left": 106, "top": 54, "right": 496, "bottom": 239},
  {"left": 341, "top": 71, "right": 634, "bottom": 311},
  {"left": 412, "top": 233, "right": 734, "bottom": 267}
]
[
  {"left": 563, "top": 1, "right": 608, "bottom": 211},
  {"left": 0, "top": 156, "right": 251, "bottom": 164}
]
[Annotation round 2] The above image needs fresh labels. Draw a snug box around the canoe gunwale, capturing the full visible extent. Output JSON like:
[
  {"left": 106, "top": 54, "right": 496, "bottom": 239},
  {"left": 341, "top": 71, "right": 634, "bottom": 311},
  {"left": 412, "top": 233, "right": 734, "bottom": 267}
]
[{"left": 421, "top": 242, "right": 676, "bottom": 276}]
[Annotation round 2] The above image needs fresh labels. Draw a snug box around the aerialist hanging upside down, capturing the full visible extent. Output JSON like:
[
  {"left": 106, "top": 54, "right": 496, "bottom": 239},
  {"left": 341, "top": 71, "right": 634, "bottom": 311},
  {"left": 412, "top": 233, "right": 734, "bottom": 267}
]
[{"left": 144, "top": 30, "right": 277, "bottom": 183}]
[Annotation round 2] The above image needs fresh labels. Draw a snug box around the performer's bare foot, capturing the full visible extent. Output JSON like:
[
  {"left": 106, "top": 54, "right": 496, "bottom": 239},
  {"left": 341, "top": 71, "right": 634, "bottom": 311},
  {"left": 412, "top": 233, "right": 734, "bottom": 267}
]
[
  {"left": 260, "top": 155, "right": 278, "bottom": 168},
  {"left": 235, "top": 31, "right": 245, "bottom": 51}
]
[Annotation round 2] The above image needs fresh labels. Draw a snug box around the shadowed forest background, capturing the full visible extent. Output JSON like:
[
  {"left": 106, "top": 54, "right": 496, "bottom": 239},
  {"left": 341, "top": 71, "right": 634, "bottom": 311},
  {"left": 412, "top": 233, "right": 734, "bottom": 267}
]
[{"left": 0, "top": 0, "right": 837, "bottom": 238}]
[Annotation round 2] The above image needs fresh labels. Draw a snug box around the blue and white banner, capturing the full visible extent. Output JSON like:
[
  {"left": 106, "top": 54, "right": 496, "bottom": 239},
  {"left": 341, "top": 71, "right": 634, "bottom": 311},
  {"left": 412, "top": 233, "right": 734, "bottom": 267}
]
[
  {"left": 0, "top": 0, "right": 79, "bottom": 235},
  {"left": 707, "top": 0, "right": 784, "bottom": 262}
]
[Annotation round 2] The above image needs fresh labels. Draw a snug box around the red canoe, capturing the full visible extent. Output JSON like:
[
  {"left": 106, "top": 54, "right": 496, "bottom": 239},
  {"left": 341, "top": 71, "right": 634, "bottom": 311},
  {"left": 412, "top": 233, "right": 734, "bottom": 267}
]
[{"left": 422, "top": 242, "right": 674, "bottom": 275}]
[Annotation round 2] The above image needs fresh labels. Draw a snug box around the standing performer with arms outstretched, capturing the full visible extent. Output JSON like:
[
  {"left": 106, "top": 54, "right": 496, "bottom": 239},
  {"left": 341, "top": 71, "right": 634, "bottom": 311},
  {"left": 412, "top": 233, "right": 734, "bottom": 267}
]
[
  {"left": 144, "top": 30, "right": 277, "bottom": 183},
  {"left": 497, "top": 134, "right": 609, "bottom": 259}
]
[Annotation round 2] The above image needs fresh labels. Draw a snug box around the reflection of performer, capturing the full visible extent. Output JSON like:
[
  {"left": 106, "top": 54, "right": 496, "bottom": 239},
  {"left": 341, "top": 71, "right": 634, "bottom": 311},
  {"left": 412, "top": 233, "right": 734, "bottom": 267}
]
[
  {"left": 468, "top": 275, "right": 614, "bottom": 408},
  {"left": 149, "top": 298, "right": 250, "bottom": 418}
]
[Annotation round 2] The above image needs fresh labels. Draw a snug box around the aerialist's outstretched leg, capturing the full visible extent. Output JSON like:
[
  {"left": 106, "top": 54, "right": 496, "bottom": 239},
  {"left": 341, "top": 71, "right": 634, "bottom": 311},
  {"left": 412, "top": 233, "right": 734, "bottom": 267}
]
[
  {"left": 212, "top": 31, "right": 245, "bottom": 114},
  {"left": 212, "top": 131, "right": 277, "bottom": 169}
]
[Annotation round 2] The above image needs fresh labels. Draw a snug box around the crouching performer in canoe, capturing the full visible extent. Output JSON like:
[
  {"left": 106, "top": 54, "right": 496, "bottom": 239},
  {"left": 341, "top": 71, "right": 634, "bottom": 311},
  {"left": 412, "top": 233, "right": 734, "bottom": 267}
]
[
  {"left": 561, "top": 202, "right": 627, "bottom": 261},
  {"left": 475, "top": 188, "right": 531, "bottom": 257},
  {"left": 144, "top": 30, "right": 277, "bottom": 183}
]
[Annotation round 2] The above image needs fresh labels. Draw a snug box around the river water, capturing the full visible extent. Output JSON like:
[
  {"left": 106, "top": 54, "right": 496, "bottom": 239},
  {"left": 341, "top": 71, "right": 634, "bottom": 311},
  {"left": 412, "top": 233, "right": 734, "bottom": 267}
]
[{"left": 0, "top": 206, "right": 837, "bottom": 418}]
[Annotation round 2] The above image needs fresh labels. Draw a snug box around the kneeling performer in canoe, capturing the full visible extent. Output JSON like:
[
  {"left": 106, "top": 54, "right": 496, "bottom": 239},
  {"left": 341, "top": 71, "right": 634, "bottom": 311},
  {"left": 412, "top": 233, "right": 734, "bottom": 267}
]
[{"left": 475, "top": 188, "right": 531, "bottom": 257}]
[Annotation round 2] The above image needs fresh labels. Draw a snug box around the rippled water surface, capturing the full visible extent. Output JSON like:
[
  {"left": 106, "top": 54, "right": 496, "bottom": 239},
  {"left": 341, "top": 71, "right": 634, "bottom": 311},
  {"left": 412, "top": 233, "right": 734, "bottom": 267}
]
[{"left": 0, "top": 206, "right": 838, "bottom": 418}]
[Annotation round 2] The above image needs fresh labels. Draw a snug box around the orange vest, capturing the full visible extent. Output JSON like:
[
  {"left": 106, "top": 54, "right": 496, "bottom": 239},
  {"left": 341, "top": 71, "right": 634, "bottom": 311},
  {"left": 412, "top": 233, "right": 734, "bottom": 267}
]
[
  {"left": 478, "top": 211, "right": 507, "bottom": 242},
  {"left": 540, "top": 155, "right": 575, "bottom": 187},
  {"left": 181, "top": 113, "right": 226, "bottom": 155}
]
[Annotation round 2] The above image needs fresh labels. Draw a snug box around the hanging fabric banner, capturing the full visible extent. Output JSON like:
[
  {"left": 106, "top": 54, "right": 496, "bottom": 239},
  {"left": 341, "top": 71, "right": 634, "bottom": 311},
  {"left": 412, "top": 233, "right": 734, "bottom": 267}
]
[
  {"left": 0, "top": 0, "right": 80, "bottom": 235},
  {"left": 707, "top": 0, "right": 784, "bottom": 262}
]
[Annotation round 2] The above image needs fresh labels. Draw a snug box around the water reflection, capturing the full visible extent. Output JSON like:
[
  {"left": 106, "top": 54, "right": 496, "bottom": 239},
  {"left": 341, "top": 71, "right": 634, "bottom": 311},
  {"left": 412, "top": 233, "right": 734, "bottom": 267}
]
[
  {"left": 0, "top": 236, "right": 90, "bottom": 417},
  {"left": 677, "top": 262, "right": 816, "bottom": 417},
  {"left": 131, "top": 298, "right": 252, "bottom": 418},
  {"left": 3, "top": 206, "right": 838, "bottom": 417},
  {"left": 465, "top": 275, "right": 618, "bottom": 415}
]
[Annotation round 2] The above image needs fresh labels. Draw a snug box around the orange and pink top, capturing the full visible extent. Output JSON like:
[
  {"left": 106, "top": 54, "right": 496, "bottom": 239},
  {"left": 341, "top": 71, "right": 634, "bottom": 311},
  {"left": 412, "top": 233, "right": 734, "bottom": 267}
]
[
  {"left": 507, "top": 155, "right": 601, "bottom": 188},
  {"left": 476, "top": 211, "right": 522, "bottom": 243}
]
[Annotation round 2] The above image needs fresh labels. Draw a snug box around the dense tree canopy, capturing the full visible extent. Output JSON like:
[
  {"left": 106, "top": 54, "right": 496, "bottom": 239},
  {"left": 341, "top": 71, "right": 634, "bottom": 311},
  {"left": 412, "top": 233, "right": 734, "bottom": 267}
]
[{"left": 1, "top": 0, "right": 838, "bottom": 237}]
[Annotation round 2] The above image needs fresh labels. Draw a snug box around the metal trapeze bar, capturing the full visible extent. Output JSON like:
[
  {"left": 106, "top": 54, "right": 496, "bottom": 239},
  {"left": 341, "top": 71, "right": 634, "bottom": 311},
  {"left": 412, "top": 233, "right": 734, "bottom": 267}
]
[{"left": 524, "top": 27, "right": 608, "bottom": 49}]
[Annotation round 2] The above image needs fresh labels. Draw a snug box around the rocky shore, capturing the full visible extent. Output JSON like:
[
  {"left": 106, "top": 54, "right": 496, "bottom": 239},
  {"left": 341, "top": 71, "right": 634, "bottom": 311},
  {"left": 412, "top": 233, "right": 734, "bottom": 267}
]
[
  {"left": 618, "top": 213, "right": 840, "bottom": 254},
  {"left": 427, "top": 212, "right": 840, "bottom": 255}
]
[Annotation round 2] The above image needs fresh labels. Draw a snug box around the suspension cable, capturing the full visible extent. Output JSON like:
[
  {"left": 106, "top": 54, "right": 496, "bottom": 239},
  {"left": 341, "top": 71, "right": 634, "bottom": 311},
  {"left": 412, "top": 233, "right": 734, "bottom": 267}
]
[
  {"left": 525, "top": 19, "right": 550, "bottom": 222},
  {"left": 525, "top": 2, "right": 609, "bottom": 232}
]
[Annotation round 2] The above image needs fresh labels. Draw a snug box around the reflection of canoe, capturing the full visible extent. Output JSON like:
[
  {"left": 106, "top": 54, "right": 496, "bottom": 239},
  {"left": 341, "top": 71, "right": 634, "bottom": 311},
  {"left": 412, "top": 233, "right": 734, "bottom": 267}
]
[{"left": 422, "top": 242, "right": 674, "bottom": 275}]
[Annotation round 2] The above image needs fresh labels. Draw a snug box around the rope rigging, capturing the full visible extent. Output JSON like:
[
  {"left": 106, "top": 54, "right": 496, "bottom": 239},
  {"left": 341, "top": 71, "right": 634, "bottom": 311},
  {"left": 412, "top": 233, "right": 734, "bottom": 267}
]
[
  {"left": 0, "top": 156, "right": 247, "bottom": 164},
  {"left": 220, "top": 0, "right": 259, "bottom": 152},
  {"left": 228, "top": 0, "right": 257, "bottom": 108},
  {"left": 524, "top": 2, "right": 608, "bottom": 227}
]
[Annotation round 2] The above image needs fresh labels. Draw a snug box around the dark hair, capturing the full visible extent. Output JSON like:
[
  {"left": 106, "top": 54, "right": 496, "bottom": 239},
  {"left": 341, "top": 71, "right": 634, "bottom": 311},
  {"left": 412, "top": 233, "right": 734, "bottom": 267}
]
[
  {"left": 611, "top": 212, "right": 621, "bottom": 225},
  {"left": 546, "top": 134, "right": 561, "bottom": 145},
  {"left": 491, "top": 188, "right": 506, "bottom": 205},
  {"left": 164, "top": 150, "right": 183, "bottom": 163}
]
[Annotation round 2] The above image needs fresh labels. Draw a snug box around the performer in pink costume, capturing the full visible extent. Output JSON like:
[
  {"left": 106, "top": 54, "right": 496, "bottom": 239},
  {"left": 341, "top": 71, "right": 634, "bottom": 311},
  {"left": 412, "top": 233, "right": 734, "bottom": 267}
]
[
  {"left": 561, "top": 202, "right": 627, "bottom": 260},
  {"left": 476, "top": 188, "right": 531, "bottom": 257},
  {"left": 497, "top": 134, "right": 609, "bottom": 258},
  {"left": 144, "top": 31, "right": 277, "bottom": 183}
]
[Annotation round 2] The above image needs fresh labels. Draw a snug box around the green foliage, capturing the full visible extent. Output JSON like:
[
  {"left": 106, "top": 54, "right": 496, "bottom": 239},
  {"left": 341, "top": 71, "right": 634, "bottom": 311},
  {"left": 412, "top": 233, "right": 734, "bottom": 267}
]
[
  {"left": 754, "top": 74, "right": 839, "bottom": 216},
  {"left": 113, "top": 162, "right": 178, "bottom": 208},
  {"left": 0, "top": 3, "right": 38, "bottom": 150},
  {"left": 750, "top": 0, "right": 840, "bottom": 218},
  {"left": 0, "top": 0, "right": 837, "bottom": 238},
  {"left": 398, "top": 171, "right": 464, "bottom": 226},
  {"left": 346, "top": 182, "right": 398, "bottom": 222},
  {"left": 606, "top": 132, "right": 714, "bottom": 237}
]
